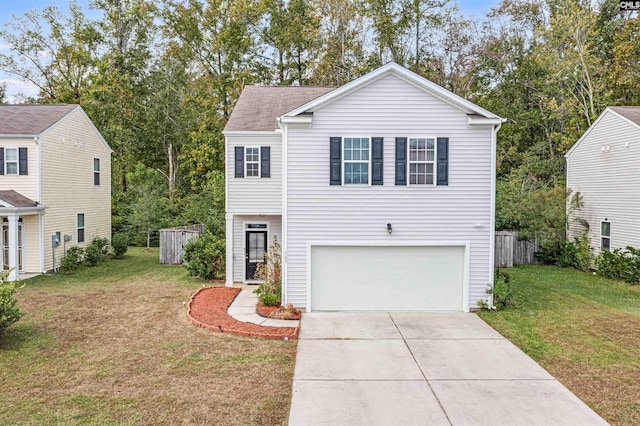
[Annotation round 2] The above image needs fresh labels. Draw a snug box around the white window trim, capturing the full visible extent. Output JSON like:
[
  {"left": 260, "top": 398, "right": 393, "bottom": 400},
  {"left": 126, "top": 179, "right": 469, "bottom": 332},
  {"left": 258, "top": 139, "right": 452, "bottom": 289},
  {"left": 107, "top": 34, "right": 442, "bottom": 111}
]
[
  {"left": 407, "top": 136, "right": 437, "bottom": 186},
  {"left": 600, "top": 220, "right": 611, "bottom": 251},
  {"left": 342, "top": 136, "right": 372, "bottom": 186},
  {"left": 243, "top": 221, "right": 270, "bottom": 283},
  {"left": 245, "top": 146, "right": 261, "bottom": 178},
  {"left": 93, "top": 157, "right": 101, "bottom": 186},
  {"left": 5, "top": 147, "right": 19, "bottom": 176},
  {"left": 77, "top": 213, "right": 86, "bottom": 244}
]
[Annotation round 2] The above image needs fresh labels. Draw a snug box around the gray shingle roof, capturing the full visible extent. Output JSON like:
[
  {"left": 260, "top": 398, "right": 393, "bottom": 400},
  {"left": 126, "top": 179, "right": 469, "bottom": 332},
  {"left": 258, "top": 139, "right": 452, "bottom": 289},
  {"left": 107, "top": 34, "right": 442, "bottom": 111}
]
[
  {"left": 0, "top": 104, "right": 78, "bottom": 135},
  {"left": 0, "top": 190, "right": 38, "bottom": 207},
  {"left": 610, "top": 106, "right": 640, "bottom": 126},
  {"left": 224, "top": 86, "right": 335, "bottom": 132}
]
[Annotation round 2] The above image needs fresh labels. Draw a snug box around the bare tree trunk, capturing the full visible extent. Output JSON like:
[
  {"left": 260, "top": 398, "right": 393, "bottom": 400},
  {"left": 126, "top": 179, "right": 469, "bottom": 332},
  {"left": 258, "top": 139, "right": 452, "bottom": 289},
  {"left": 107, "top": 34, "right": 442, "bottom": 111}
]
[{"left": 168, "top": 143, "right": 175, "bottom": 198}]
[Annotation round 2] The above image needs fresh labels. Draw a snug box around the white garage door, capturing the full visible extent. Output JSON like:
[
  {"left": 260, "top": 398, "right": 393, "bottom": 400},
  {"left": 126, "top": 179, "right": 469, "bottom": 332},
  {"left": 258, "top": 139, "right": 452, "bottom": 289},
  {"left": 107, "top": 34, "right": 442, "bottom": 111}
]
[{"left": 310, "top": 245, "right": 465, "bottom": 311}]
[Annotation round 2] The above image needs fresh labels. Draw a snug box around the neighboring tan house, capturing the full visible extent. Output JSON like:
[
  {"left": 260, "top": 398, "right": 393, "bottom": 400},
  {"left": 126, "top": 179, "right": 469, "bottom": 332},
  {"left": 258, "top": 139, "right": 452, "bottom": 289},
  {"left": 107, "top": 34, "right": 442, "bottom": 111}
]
[
  {"left": 0, "top": 104, "right": 112, "bottom": 280},
  {"left": 223, "top": 62, "right": 504, "bottom": 312},
  {"left": 566, "top": 106, "right": 640, "bottom": 254}
]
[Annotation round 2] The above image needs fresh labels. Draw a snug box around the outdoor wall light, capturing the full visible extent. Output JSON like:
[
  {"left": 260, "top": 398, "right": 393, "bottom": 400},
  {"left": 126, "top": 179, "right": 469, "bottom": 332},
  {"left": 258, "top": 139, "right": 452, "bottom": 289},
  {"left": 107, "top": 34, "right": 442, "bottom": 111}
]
[{"left": 387, "top": 223, "right": 393, "bottom": 235}]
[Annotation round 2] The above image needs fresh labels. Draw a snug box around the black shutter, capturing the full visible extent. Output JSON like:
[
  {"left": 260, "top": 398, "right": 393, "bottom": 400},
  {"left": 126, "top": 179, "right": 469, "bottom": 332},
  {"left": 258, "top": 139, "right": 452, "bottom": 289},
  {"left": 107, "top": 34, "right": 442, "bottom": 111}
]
[
  {"left": 260, "top": 146, "right": 271, "bottom": 178},
  {"left": 372, "top": 137, "right": 383, "bottom": 185},
  {"left": 234, "top": 146, "right": 244, "bottom": 178},
  {"left": 0, "top": 148, "right": 4, "bottom": 175},
  {"left": 19, "top": 148, "right": 28, "bottom": 175},
  {"left": 395, "top": 137, "right": 407, "bottom": 185},
  {"left": 437, "top": 137, "right": 449, "bottom": 186},
  {"left": 330, "top": 137, "right": 341, "bottom": 185}
]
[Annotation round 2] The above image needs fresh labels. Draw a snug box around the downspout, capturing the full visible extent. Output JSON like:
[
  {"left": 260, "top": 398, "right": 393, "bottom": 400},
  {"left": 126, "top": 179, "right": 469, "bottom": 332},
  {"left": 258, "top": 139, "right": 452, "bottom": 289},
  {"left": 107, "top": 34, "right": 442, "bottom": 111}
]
[
  {"left": 35, "top": 135, "right": 45, "bottom": 273},
  {"left": 488, "top": 121, "right": 503, "bottom": 309},
  {"left": 276, "top": 117, "right": 288, "bottom": 307}
]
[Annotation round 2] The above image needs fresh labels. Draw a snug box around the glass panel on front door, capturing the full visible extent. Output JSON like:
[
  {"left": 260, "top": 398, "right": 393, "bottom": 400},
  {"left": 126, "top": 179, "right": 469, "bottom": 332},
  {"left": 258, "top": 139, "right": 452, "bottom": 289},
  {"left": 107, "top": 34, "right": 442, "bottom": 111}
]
[
  {"left": 246, "top": 230, "right": 267, "bottom": 281},
  {"left": 2, "top": 222, "right": 24, "bottom": 272}
]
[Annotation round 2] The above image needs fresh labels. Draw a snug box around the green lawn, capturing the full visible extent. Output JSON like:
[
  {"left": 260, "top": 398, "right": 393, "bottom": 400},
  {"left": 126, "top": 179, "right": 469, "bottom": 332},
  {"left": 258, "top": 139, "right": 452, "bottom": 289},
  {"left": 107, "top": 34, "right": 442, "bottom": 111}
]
[
  {"left": 478, "top": 265, "right": 640, "bottom": 425},
  {"left": 0, "top": 248, "right": 296, "bottom": 425}
]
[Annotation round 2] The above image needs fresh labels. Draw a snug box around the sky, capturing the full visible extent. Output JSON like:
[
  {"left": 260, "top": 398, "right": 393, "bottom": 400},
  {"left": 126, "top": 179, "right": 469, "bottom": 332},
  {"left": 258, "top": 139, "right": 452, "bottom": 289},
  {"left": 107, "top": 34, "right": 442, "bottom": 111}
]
[{"left": 0, "top": 0, "right": 500, "bottom": 102}]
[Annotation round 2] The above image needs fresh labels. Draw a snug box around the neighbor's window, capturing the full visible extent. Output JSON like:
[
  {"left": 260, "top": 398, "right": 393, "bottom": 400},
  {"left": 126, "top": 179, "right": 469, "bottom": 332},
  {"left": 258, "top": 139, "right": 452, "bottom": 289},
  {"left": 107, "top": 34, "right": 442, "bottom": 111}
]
[
  {"left": 343, "top": 137, "right": 370, "bottom": 184},
  {"left": 93, "top": 158, "right": 100, "bottom": 186},
  {"left": 5, "top": 148, "right": 18, "bottom": 175},
  {"left": 408, "top": 138, "right": 435, "bottom": 185},
  {"left": 245, "top": 147, "right": 260, "bottom": 177},
  {"left": 77, "top": 213, "right": 85, "bottom": 243},
  {"left": 601, "top": 221, "right": 610, "bottom": 251}
]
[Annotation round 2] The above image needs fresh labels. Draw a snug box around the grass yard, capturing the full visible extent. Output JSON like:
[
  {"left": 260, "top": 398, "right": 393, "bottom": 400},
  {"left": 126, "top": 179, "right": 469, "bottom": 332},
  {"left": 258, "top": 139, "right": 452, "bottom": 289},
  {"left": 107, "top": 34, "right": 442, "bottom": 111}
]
[
  {"left": 0, "top": 248, "right": 297, "bottom": 425},
  {"left": 478, "top": 265, "right": 640, "bottom": 425}
]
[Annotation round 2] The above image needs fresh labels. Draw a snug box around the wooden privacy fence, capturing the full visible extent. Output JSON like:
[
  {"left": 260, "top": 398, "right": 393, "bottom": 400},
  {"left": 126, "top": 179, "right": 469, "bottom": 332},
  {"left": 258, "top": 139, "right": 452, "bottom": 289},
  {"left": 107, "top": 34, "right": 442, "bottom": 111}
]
[
  {"left": 495, "top": 231, "right": 541, "bottom": 267},
  {"left": 160, "top": 224, "right": 205, "bottom": 265}
]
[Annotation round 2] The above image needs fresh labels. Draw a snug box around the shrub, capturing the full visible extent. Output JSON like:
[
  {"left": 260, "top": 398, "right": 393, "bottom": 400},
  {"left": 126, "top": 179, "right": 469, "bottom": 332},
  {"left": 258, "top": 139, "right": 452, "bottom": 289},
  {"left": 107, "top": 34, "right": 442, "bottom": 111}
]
[
  {"left": 61, "top": 246, "right": 84, "bottom": 273},
  {"left": 0, "top": 270, "right": 23, "bottom": 334},
  {"left": 111, "top": 233, "right": 129, "bottom": 258},
  {"left": 485, "top": 269, "right": 517, "bottom": 309},
  {"left": 596, "top": 246, "right": 640, "bottom": 284},
  {"left": 254, "top": 236, "right": 282, "bottom": 307},
  {"left": 84, "top": 237, "right": 110, "bottom": 266},
  {"left": 535, "top": 234, "right": 592, "bottom": 271},
  {"left": 183, "top": 233, "right": 225, "bottom": 280}
]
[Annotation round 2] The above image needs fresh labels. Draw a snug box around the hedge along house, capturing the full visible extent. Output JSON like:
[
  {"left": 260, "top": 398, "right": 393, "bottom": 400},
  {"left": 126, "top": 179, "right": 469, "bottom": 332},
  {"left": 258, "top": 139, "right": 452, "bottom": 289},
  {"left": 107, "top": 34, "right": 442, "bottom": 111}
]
[
  {"left": 566, "top": 107, "right": 640, "bottom": 254},
  {"left": 0, "top": 104, "right": 112, "bottom": 280},
  {"left": 223, "top": 63, "right": 504, "bottom": 312}
]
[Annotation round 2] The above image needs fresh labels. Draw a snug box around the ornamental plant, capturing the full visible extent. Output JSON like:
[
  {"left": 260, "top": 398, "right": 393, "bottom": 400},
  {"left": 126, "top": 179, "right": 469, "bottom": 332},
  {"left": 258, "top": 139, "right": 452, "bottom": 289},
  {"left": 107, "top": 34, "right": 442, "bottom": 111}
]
[
  {"left": 254, "top": 236, "right": 282, "bottom": 306},
  {"left": 0, "top": 269, "right": 23, "bottom": 334}
]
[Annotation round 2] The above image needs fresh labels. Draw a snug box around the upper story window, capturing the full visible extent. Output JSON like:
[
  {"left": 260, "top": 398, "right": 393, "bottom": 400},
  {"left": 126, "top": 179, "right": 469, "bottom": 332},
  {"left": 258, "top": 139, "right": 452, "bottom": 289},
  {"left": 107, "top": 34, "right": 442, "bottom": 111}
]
[
  {"left": 601, "top": 221, "right": 610, "bottom": 251},
  {"left": 93, "top": 158, "right": 101, "bottom": 186},
  {"left": 343, "top": 137, "right": 370, "bottom": 185},
  {"left": 0, "top": 147, "right": 28, "bottom": 176},
  {"left": 408, "top": 138, "right": 435, "bottom": 185},
  {"left": 5, "top": 148, "right": 18, "bottom": 175},
  {"left": 245, "top": 147, "right": 260, "bottom": 177}
]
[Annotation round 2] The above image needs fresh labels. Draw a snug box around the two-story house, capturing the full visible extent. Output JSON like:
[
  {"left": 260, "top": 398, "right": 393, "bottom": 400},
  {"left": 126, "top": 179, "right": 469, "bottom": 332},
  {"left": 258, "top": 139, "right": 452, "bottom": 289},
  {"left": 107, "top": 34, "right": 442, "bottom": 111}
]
[
  {"left": 223, "top": 63, "right": 503, "bottom": 312},
  {"left": 0, "top": 104, "right": 112, "bottom": 280}
]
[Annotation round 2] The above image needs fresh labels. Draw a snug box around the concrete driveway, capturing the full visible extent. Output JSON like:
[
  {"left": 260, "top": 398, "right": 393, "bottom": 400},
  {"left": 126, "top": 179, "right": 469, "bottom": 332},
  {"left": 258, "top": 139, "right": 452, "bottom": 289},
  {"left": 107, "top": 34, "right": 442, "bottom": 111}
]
[{"left": 288, "top": 312, "right": 607, "bottom": 426}]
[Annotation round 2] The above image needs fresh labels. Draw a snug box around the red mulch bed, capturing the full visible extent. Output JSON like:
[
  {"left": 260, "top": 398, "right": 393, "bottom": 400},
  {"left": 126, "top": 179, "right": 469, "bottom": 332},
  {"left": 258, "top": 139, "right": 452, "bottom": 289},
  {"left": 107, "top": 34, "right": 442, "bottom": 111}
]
[{"left": 187, "top": 287, "right": 299, "bottom": 340}]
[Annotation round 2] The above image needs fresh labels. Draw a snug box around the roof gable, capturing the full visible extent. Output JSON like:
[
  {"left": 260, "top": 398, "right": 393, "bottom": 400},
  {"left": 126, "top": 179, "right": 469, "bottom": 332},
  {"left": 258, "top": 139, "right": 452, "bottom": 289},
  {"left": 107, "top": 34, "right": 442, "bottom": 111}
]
[
  {"left": 282, "top": 62, "right": 502, "bottom": 121},
  {"left": 566, "top": 107, "right": 640, "bottom": 158},
  {"left": 224, "top": 86, "right": 335, "bottom": 132},
  {"left": 0, "top": 104, "right": 79, "bottom": 135}
]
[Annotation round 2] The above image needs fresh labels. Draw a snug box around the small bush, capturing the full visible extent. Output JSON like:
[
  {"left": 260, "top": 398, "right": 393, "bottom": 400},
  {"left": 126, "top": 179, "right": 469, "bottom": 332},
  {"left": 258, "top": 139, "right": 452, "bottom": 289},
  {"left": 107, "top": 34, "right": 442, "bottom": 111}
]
[
  {"left": 535, "top": 234, "right": 592, "bottom": 271},
  {"left": 111, "top": 233, "right": 129, "bottom": 258},
  {"left": 0, "top": 270, "right": 23, "bottom": 334},
  {"left": 485, "top": 269, "right": 517, "bottom": 309},
  {"left": 84, "top": 237, "right": 110, "bottom": 266},
  {"left": 596, "top": 246, "right": 640, "bottom": 284},
  {"left": 61, "top": 246, "right": 84, "bottom": 273},
  {"left": 253, "top": 237, "right": 282, "bottom": 306},
  {"left": 183, "top": 233, "right": 225, "bottom": 280}
]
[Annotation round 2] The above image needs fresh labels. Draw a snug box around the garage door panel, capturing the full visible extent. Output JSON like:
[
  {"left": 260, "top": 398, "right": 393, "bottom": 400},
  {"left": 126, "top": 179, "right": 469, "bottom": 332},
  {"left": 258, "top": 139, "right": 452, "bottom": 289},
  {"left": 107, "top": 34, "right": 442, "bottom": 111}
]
[{"left": 310, "top": 246, "right": 464, "bottom": 311}]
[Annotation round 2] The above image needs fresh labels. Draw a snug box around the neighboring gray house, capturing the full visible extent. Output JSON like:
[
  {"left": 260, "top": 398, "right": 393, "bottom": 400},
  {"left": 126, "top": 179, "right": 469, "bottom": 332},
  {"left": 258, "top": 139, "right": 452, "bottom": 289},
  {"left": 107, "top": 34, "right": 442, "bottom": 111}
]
[
  {"left": 566, "top": 106, "right": 640, "bottom": 254},
  {"left": 223, "top": 63, "right": 504, "bottom": 312}
]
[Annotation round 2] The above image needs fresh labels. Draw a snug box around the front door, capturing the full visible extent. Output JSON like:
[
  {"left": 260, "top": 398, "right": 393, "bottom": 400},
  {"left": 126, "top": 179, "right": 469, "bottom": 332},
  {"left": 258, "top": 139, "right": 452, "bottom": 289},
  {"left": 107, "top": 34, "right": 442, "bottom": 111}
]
[
  {"left": 2, "top": 222, "right": 23, "bottom": 272},
  {"left": 245, "top": 231, "right": 267, "bottom": 281}
]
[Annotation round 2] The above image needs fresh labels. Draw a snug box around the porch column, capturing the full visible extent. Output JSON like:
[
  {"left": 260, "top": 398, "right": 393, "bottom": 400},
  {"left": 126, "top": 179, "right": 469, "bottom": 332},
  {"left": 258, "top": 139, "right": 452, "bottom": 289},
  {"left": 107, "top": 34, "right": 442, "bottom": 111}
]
[
  {"left": 225, "top": 213, "right": 233, "bottom": 287},
  {"left": 7, "top": 214, "right": 19, "bottom": 281}
]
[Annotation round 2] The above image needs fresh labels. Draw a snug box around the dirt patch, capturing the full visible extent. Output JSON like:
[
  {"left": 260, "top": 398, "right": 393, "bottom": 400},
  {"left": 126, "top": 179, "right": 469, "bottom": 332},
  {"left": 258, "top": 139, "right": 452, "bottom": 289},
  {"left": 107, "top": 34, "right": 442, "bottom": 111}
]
[
  {"left": 188, "top": 287, "right": 299, "bottom": 340},
  {"left": 256, "top": 302, "right": 301, "bottom": 320}
]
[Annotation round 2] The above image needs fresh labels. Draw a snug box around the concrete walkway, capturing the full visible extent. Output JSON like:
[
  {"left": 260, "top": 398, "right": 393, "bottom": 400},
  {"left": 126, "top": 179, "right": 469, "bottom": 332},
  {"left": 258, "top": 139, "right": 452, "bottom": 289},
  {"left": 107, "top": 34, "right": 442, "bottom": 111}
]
[
  {"left": 289, "top": 312, "right": 608, "bottom": 426},
  {"left": 227, "top": 286, "right": 300, "bottom": 328}
]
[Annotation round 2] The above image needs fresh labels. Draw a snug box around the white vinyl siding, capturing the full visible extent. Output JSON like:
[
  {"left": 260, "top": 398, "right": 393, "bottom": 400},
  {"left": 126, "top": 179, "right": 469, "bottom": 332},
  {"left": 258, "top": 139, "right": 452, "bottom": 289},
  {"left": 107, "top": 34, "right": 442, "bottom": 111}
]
[
  {"left": 567, "top": 110, "right": 640, "bottom": 255},
  {"left": 231, "top": 215, "right": 282, "bottom": 282},
  {"left": 226, "top": 135, "right": 281, "bottom": 214},
  {"left": 285, "top": 74, "right": 493, "bottom": 308}
]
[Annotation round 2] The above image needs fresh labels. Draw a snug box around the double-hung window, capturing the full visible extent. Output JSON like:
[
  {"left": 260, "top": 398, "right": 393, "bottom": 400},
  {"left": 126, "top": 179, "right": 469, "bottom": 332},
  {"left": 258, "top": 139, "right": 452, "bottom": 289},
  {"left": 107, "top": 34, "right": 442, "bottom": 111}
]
[
  {"left": 601, "top": 221, "right": 611, "bottom": 251},
  {"left": 5, "top": 148, "right": 18, "bottom": 175},
  {"left": 408, "top": 138, "right": 435, "bottom": 185},
  {"left": 77, "top": 213, "right": 85, "bottom": 243},
  {"left": 245, "top": 147, "right": 260, "bottom": 177},
  {"left": 93, "top": 158, "right": 101, "bottom": 186},
  {"left": 343, "top": 137, "right": 370, "bottom": 184}
]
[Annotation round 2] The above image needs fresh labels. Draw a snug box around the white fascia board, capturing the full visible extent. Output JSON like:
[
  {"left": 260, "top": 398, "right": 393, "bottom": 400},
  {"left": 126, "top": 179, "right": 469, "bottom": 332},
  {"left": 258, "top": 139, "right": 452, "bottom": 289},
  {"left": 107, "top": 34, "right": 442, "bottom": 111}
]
[
  {"left": 467, "top": 116, "right": 505, "bottom": 126},
  {"left": 282, "top": 62, "right": 502, "bottom": 120},
  {"left": 278, "top": 115, "right": 312, "bottom": 125},
  {"left": 0, "top": 205, "right": 46, "bottom": 215},
  {"left": 0, "top": 134, "right": 38, "bottom": 139},
  {"left": 222, "top": 130, "right": 282, "bottom": 136}
]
